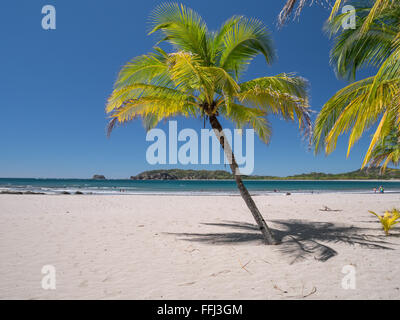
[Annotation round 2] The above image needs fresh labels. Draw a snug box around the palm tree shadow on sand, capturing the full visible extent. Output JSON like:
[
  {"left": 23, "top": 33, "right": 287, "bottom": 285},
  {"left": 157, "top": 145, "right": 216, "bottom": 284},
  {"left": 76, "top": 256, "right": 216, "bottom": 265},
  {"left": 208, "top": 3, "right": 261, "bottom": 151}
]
[{"left": 165, "top": 220, "right": 397, "bottom": 264}]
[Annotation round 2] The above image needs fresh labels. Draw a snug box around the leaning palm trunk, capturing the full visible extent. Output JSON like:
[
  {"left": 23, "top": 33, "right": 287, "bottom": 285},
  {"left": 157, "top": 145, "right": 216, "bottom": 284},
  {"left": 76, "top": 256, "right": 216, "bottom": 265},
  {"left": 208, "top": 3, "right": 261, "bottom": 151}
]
[{"left": 209, "top": 115, "right": 277, "bottom": 245}]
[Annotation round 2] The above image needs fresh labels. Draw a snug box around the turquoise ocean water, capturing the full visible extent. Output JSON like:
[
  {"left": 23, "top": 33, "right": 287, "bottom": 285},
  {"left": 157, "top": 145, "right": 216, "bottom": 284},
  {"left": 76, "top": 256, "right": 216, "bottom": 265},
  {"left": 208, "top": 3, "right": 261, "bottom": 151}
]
[{"left": 1, "top": 178, "right": 400, "bottom": 195}]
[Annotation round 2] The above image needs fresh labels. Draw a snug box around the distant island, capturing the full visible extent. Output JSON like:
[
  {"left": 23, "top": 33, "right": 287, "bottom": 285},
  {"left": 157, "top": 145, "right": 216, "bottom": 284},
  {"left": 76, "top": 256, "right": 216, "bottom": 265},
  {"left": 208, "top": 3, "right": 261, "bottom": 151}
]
[
  {"left": 92, "top": 175, "right": 106, "bottom": 180},
  {"left": 130, "top": 167, "right": 400, "bottom": 180}
]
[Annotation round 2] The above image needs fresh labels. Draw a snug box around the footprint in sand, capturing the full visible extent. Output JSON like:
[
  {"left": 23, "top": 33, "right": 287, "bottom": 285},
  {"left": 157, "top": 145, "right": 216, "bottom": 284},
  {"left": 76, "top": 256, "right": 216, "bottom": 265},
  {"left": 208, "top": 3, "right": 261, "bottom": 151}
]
[{"left": 79, "top": 280, "right": 88, "bottom": 288}]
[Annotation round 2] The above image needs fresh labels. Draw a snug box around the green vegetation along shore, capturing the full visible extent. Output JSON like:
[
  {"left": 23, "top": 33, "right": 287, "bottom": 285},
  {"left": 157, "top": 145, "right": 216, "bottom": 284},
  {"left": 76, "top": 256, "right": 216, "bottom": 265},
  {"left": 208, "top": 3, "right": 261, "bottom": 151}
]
[{"left": 130, "top": 167, "right": 400, "bottom": 180}]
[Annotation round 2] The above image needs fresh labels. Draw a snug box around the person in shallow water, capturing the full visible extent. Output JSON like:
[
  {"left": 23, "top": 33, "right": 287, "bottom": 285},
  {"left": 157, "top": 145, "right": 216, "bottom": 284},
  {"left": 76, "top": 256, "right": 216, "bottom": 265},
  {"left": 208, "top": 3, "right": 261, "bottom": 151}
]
[{"left": 379, "top": 186, "right": 384, "bottom": 193}]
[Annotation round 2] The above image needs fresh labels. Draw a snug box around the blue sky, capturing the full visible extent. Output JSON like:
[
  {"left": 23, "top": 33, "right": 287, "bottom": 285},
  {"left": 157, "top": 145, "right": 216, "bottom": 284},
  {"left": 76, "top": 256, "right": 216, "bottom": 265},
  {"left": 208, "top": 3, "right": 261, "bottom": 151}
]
[{"left": 0, "top": 0, "right": 379, "bottom": 178}]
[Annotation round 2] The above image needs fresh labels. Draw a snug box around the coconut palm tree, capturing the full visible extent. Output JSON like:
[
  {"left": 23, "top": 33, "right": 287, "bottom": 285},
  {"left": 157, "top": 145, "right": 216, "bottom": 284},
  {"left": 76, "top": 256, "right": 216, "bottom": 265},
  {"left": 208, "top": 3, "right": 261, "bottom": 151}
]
[
  {"left": 279, "top": 0, "right": 400, "bottom": 170},
  {"left": 313, "top": 1, "right": 400, "bottom": 169},
  {"left": 106, "top": 3, "right": 311, "bottom": 245}
]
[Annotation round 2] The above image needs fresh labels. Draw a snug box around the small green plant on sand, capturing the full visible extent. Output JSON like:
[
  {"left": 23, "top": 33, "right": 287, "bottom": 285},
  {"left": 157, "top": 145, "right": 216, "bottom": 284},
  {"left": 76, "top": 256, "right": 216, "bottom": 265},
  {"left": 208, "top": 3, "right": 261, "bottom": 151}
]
[{"left": 369, "top": 209, "right": 400, "bottom": 235}]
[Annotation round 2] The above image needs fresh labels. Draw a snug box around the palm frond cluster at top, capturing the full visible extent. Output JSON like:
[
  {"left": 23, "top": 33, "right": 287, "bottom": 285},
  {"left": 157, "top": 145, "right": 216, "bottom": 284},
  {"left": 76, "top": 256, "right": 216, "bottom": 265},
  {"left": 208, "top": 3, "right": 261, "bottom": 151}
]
[
  {"left": 279, "top": 0, "right": 395, "bottom": 28},
  {"left": 313, "top": 0, "right": 400, "bottom": 171},
  {"left": 106, "top": 2, "right": 311, "bottom": 144},
  {"left": 278, "top": 0, "right": 333, "bottom": 26}
]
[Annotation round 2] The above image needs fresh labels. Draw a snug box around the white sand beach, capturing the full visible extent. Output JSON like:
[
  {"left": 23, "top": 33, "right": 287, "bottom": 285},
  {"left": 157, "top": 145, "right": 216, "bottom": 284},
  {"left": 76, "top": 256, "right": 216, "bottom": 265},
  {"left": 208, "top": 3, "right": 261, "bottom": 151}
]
[{"left": 1, "top": 193, "right": 399, "bottom": 300}]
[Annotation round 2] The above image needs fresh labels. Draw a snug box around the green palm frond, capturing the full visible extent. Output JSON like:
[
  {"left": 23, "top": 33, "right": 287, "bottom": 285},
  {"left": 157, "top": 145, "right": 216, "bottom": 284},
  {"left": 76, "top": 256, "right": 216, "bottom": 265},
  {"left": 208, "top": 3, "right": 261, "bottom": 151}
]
[
  {"left": 106, "top": 2, "right": 311, "bottom": 146},
  {"left": 369, "top": 41, "right": 400, "bottom": 95},
  {"left": 360, "top": 0, "right": 396, "bottom": 33},
  {"left": 314, "top": 1, "right": 400, "bottom": 169},
  {"left": 314, "top": 77, "right": 400, "bottom": 156},
  {"left": 166, "top": 51, "right": 240, "bottom": 105},
  {"left": 217, "top": 17, "right": 275, "bottom": 78},
  {"left": 250, "top": 116, "right": 272, "bottom": 144},
  {"left": 149, "top": 2, "right": 211, "bottom": 65},
  {"left": 368, "top": 129, "right": 400, "bottom": 171},
  {"left": 107, "top": 83, "right": 193, "bottom": 113},
  {"left": 329, "top": 0, "right": 344, "bottom": 21},
  {"left": 211, "top": 15, "right": 244, "bottom": 63},
  {"left": 113, "top": 49, "right": 171, "bottom": 90},
  {"left": 326, "top": 6, "right": 399, "bottom": 80},
  {"left": 238, "top": 74, "right": 311, "bottom": 135},
  {"left": 107, "top": 95, "right": 197, "bottom": 132},
  {"left": 219, "top": 103, "right": 272, "bottom": 143},
  {"left": 328, "top": 0, "right": 395, "bottom": 32},
  {"left": 167, "top": 51, "right": 208, "bottom": 92},
  {"left": 279, "top": 0, "right": 395, "bottom": 32}
]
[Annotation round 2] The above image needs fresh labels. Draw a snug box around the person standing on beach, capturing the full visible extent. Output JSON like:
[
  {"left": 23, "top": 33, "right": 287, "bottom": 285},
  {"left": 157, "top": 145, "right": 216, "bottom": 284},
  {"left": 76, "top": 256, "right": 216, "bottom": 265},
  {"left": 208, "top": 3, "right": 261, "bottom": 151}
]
[
  {"left": 379, "top": 186, "right": 384, "bottom": 193},
  {"left": 373, "top": 187, "right": 377, "bottom": 193}
]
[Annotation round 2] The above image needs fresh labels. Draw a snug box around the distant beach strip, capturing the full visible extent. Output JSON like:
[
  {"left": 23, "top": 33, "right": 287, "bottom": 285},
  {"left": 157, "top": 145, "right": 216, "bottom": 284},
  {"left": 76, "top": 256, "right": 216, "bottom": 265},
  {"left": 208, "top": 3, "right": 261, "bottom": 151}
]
[{"left": 1, "top": 178, "right": 400, "bottom": 195}]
